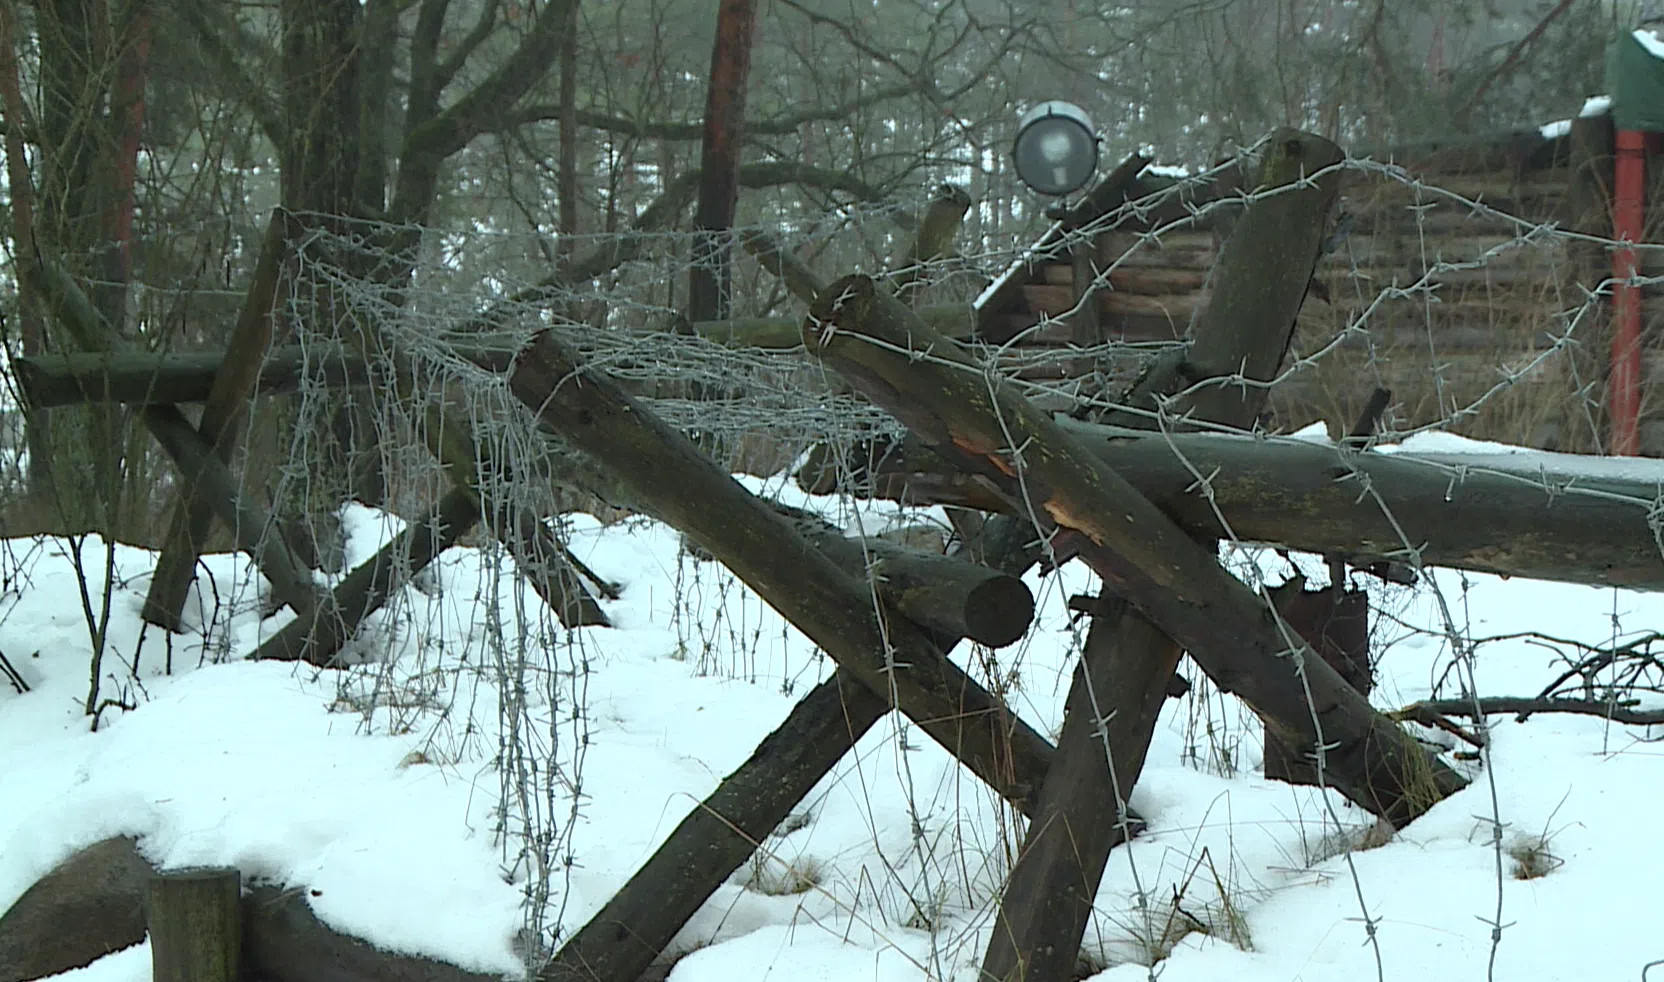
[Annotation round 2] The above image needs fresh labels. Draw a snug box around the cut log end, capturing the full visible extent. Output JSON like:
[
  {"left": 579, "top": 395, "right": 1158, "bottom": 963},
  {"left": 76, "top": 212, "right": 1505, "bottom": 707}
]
[{"left": 963, "top": 577, "right": 1036, "bottom": 649}]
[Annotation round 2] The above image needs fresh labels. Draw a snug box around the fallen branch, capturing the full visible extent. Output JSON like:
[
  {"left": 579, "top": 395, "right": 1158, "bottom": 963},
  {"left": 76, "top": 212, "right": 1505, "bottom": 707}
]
[{"left": 1394, "top": 697, "right": 1664, "bottom": 727}]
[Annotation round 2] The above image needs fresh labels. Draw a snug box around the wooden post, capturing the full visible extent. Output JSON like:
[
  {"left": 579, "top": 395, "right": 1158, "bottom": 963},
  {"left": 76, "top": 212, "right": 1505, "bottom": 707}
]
[
  {"left": 147, "top": 868, "right": 241, "bottom": 982},
  {"left": 1262, "top": 578, "right": 1373, "bottom": 785},
  {"left": 1611, "top": 127, "right": 1647, "bottom": 455}
]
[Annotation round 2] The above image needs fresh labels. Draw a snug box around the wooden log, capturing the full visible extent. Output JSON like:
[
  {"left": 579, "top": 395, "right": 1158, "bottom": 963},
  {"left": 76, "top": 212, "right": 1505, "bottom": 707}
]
[
  {"left": 147, "top": 868, "right": 241, "bottom": 982},
  {"left": 1021, "top": 282, "right": 1201, "bottom": 319},
  {"left": 892, "top": 183, "right": 972, "bottom": 303},
  {"left": 688, "top": 303, "right": 976, "bottom": 348},
  {"left": 793, "top": 517, "right": 1034, "bottom": 648},
  {"left": 803, "top": 275, "right": 1466, "bottom": 821},
  {"left": 12, "top": 341, "right": 522, "bottom": 409},
  {"left": 1041, "top": 263, "right": 1213, "bottom": 294},
  {"left": 145, "top": 210, "right": 290, "bottom": 632},
  {"left": 251, "top": 487, "right": 479, "bottom": 665},
  {"left": 138, "top": 404, "right": 324, "bottom": 619},
  {"left": 1351, "top": 127, "right": 1561, "bottom": 175},
  {"left": 0, "top": 837, "right": 152, "bottom": 982},
  {"left": 540, "top": 674, "right": 889, "bottom": 982},
  {"left": 241, "top": 883, "right": 503, "bottom": 982},
  {"left": 495, "top": 504, "right": 612, "bottom": 628},
  {"left": 507, "top": 329, "right": 1057, "bottom": 813},
  {"left": 972, "top": 153, "right": 1153, "bottom": 331},
  {"left": 1262, "top": 580, "right": 1373, "bottom": 785},
  {"left": 878, "top": 422, "right": 1664, "bottom": 592}
]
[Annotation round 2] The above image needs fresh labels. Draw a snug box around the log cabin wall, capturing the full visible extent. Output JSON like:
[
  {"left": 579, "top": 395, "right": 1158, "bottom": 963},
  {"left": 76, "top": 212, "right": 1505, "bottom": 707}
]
[{"left": 976, "top": 114, "right": 1664, "bottom": 454}]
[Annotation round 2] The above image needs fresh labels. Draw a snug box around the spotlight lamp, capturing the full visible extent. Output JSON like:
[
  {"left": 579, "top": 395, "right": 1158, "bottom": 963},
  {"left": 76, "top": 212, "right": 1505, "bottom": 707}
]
[{"left": 1012, "top": 101, "right": 1099, "bottom": 197}]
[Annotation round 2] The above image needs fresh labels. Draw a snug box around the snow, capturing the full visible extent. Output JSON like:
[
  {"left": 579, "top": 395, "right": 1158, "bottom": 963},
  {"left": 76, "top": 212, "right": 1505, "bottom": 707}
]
[
  {"left": 1538, "top": 96, "right": 1614, "bottom": 139},
  {"left": 1635, "top": 27, "right": 1664, "bottom": 61},
  {"left": 5, "top": 463, "right": 1664, "bottom": 981}
]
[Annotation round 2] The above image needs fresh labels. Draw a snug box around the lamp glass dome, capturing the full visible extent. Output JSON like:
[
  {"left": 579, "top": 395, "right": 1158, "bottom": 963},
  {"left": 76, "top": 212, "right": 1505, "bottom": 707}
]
[{"left": 1013, "top": 101, "right": 1098, "bottom": 196}]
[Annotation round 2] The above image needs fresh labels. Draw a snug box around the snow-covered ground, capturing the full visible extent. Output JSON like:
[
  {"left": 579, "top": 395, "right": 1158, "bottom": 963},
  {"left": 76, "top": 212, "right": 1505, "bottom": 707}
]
[{"left": 4, "top": 456, "right": 1664, "bottom": 982}]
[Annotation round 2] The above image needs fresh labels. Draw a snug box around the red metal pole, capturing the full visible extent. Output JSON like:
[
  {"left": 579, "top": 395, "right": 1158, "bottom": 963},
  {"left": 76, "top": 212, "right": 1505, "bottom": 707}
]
[{"left": 1611, "top": 128, "right": 1647, "bottom": 456}]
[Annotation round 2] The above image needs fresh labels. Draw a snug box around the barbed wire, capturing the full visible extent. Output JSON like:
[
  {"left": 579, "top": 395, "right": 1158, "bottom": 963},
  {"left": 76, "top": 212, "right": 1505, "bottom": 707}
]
[{"left": 167, "top": 138, "right": 1664, "bottom": 976}]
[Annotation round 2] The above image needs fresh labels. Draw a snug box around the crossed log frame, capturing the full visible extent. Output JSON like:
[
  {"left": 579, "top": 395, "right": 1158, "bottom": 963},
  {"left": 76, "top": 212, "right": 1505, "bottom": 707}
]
[{"left": 21, "top": 132, "right": 1602, "bottom": 982}]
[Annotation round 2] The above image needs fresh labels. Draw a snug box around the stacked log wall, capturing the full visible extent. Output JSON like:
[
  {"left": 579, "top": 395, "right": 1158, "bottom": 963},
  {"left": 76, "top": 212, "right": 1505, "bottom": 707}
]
[{"left": 989, "top": 123, "right": 1664, "bottom": 454}]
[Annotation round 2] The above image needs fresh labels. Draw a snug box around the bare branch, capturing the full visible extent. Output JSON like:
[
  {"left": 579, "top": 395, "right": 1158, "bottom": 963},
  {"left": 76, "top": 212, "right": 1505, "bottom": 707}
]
[{"left": 1395, "top": 697, "right": 1664, "bottom": 728}]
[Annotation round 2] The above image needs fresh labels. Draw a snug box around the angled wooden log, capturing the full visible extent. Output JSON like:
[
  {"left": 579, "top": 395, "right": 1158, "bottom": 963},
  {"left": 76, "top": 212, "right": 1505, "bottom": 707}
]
[
  {"left": 494, "top": 503, "right": 613, "bottom": 628},
  {"left": 508, "top": 329, "right": 1055, "bottom": 812},
  {"left": 140, "top": 405, "right": 324, "bottom": 618},
  {"left": 540, "top": 673, "right": 889, "bottom": 982},
  {"left": 802, "top": 276, "right": 1467, "bottom": 821},
  {"left": 251, "top": 487, "right": 478, "bottom": 666},
  {"left": 144, "top": 210, "right": 291, "bottom": 632}
]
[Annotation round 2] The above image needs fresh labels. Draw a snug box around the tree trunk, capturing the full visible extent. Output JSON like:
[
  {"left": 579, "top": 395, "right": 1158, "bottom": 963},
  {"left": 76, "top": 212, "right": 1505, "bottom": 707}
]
[
  {"left": 0, "top": 1, "right": 50, "bottom": 494},
  {"left": 687, "top": 0, "right": 757, "bottom": 323},
  {"left": 557, "top": 0, "right": 581, "bottom": 270},
  {"left": 26, "top": 0, "right": 141, "bottom": 534}
]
